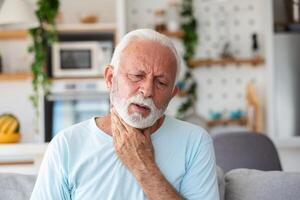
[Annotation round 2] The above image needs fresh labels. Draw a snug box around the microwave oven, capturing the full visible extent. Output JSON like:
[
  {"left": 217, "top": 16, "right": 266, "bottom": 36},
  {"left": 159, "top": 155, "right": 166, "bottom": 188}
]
[{"left": 52, "top": 41, "right": 112, "bottom": 78}]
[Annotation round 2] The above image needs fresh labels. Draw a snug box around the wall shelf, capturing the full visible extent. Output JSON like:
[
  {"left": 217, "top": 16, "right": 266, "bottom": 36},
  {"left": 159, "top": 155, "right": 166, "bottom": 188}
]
[
  {"left": 0, "top": 30, "right": 28, "bottom": 40},
  {"left": 207, "top": 117, "right": 247, "bottom": 127},
  {"left": 158, "top": 30, "right": 185, "bottom": 38},
  {"left": 0, "top": 72, "right": 32, "bottom": 81},
  {"left": 55, "top": 23, "right": 116, "bottom": 32},
  {"left": 188, "top": 57, "right": 265, "bottom": 68},
  {"left": 50, "top": 75, "right": 104, "bottom": 81},
  {"left": 0, "top": 23, "right": 116, "bottom": 40}
]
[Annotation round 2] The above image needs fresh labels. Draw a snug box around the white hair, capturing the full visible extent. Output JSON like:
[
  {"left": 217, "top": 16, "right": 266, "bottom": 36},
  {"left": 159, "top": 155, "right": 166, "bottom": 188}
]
[{"left": 110, "top": 29, "right": 181, "bottom": 83}]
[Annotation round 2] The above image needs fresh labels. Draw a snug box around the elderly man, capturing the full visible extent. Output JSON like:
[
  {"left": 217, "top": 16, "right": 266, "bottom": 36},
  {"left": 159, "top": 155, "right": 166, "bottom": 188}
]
[{"left": 31, "top": 29, "right": 219, "bottom": 200}]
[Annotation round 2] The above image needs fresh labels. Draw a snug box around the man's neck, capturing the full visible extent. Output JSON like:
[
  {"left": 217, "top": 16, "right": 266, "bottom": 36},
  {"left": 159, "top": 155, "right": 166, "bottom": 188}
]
[{"left": 95, "top": 114, "right": 165, "bottom": 136}]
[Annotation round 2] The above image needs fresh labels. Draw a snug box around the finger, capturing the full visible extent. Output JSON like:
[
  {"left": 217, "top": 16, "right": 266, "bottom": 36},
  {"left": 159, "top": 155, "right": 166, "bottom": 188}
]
[
  {"left": 112, "top": 111, "right": 128, "bottom": 132},
  {"left": 112, "top": 123, "right": 121, "bottom": 146},
  {"left": 111, "top": 108, "right": 121, "bottom": 125},
  {"left": 112, "top": 116, "right": 125, "bottom": 142},
  {"left": 111, "top": 118, "right": 120, "bottom": 137},
  {"left": 113, "top": 114, "right": 135, "bottom": 139},
  {"left": 112, "top": 116, "right": 123, "bottom": 135},
  {"left": 143, "top": 128, "right": 152, "bottom": 141},
  {"left": 143, "top": 129, "right": 154, "bottom": 154},
  {"left": 110, "top": 107, "right": 116, "bottom": 116},
  {"left": 143, "top": 129, "right": 153, "bottom": 146},
  {"left": 117, "top": 115, "right": 139, "bottom": 135},
  {"left": 112, "top": 122, "right": 129, "bottom": 153}
]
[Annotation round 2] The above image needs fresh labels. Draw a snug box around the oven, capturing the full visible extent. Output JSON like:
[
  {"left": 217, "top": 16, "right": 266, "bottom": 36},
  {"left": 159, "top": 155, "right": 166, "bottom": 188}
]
[{"left": 44, "top": 79, "right": 110, "bottom": 142}]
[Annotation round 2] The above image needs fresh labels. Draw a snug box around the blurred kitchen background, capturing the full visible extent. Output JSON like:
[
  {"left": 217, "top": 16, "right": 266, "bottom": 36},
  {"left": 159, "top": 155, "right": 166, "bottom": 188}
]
[{"left": 0, "top": 0, "right": 299, "bottom": 174}]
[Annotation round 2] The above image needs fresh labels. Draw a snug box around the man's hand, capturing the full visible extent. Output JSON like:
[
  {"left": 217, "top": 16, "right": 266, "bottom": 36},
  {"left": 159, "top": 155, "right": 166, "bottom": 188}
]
[
  {"left": 111, "top": 110, "right": 183, "bottom": 200},
  {"left": 111, "top": 110, "right": 156, "bottom": 174}
]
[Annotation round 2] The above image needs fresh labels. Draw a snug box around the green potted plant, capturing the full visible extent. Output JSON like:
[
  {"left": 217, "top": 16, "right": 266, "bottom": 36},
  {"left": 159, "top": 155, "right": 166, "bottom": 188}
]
[
  {"left": 176, "top": 0, "right": 198, "bottom": 118},
  {"left": 28, "top": 0, "right": 59, "bottom": 134}
]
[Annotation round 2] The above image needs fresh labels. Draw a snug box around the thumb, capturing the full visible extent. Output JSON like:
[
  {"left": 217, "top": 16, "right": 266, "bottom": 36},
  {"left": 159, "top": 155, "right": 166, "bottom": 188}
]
[{"left": 143, "top": 129, "right": 152, "bottom": 141}]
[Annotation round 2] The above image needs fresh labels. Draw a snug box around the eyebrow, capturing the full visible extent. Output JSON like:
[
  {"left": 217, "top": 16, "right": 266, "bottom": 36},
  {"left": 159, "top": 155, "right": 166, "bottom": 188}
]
[
  {"left": 127, "top": 69, "right": 168, "bottom": 79},
  {"left": 131, "top": 70, "right": 146, "bottom": 74},
  {"left": 155, "top": 75, "right": 167, "bottom": 79}
]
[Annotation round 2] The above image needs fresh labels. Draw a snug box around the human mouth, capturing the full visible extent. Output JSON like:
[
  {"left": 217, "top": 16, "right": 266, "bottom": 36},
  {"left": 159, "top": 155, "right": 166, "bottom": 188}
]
[{"left": 131, "top": 103, "right": 151, "bottom": 112}]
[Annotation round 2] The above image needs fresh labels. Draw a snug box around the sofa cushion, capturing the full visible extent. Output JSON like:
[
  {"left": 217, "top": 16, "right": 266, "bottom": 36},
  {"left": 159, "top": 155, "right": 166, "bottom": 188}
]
[
  {"left": 1, "top": 169, "right": 224, "bottom": 200},
  {"left": 0, "top": 173, "right": 36, "bottom": 200},
  {"left": 225, "top": 169, "right": 300, "bottom": 200}
]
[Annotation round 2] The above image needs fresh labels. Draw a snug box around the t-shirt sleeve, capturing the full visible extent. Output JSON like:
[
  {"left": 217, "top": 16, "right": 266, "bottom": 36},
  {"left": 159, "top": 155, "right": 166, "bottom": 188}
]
[
  {"left": 30, "top": 133, "right": 72, "bottom": 200},
  {"left": 179, "top": 130, "right": 220, "bottom": 200}
]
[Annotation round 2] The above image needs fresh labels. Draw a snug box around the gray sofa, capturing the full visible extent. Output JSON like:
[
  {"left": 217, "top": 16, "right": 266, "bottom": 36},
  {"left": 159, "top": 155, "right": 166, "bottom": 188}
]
[
  {"left": 0, "top": 173, "right": 36, "bottom": 200},
  {"left": 1, "top": 167, "right": 300, "bottom": 200},
  {"left": 217, "top": 167, "right": 300, "bottom": 200}
]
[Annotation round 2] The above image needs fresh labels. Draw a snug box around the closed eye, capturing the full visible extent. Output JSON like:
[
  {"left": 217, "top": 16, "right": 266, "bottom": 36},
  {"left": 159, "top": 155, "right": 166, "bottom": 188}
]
[
  {"left": 156, "top": 79, "right": 168, "bottom": 88},
  {"left": 158, "top": 81, "right": 166, "bottom": 85},
  {"left": 128, "top": 74, "right": 144, "bottom": 81}
]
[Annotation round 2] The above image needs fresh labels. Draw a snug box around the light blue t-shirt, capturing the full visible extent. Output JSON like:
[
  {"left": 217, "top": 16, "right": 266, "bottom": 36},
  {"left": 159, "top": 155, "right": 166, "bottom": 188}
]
[{"left": 30, "top": 116, "right": 219, "bottom": 200}]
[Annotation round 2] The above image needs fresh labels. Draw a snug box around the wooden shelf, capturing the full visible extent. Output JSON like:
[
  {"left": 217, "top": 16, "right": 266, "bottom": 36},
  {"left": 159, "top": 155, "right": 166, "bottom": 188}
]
[
  {"left": 50, "top": 75, "right": 104, "bottom": 81},
  {"left": 55, "top": 23, "right": 116, "bottom": 32},
  {"left": 188, "top": 57, "right": 265, "bottom": 68},
  {"left": 0, "top": 160, "right": 34, "bottom": 166},
  {"left": 207, "top": 117, "right": 247, "bottom": 127},
  {"left": 0, "top": 30, "right": 28, "bottom": 40},
  {"left": 0, "top": 72, "right": 32, "bottom": 81},
  {"left": 158, "top": 30, "right": 185, "bottom": 38},
  {"left": 0, "top": 23, "right": 116, "bottom": 40}
]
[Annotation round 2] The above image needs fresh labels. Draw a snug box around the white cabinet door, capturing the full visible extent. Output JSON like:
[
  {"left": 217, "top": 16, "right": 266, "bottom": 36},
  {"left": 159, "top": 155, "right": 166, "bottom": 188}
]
[{"left": 0, "top": 143, "right": 48, "bottom": 175}]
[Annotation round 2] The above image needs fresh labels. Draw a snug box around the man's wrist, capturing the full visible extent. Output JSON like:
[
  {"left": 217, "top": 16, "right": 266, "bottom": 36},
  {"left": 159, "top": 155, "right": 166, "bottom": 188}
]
[
  {"left": 133, "top": 161, "right": 161, "bottom": 182},
  {"left": 132, "top": 162, "right": 183, "bottom": 200}
]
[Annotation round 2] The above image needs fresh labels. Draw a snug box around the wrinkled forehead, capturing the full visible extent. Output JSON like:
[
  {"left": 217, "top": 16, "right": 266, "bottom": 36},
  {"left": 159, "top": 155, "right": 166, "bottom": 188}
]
[{"left": 118, "top": 39, "right": 177, "bottom": 74}]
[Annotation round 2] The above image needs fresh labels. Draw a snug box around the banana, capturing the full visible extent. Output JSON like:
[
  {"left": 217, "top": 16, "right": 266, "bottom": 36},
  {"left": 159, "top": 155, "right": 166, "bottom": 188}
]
[
  {"left": 0, "top": 115, "right": 9, "bottom": 128},
  {"left": 0, "top": 117, "right": 14, "bottom": 133},
  {"left": 0, "top": 114, "right": 20, "bottom": 134},
  {"left": 6, "top": 120, "right": 18, "bottom": 133}
]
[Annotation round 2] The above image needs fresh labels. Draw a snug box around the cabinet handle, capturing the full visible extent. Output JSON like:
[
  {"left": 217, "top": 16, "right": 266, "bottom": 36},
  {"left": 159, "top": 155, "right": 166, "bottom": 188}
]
[{"left": 0, "top": 160, "right": 34, "bottom": 166}]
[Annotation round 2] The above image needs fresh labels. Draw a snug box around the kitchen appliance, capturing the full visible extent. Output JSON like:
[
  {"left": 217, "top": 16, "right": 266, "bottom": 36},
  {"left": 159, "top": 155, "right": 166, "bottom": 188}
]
[
  {"left": 274, "top": 33, "right": 300, "bottom": 137},
  {"left": 52, "top": 41, "right": 112, "bottom": 78},
  {"left": 44, "top": 79, "right": 110, "bottom": 141}
]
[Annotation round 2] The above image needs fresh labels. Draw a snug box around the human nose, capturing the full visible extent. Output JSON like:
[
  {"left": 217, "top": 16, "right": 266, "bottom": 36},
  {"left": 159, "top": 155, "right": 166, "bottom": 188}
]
[{"left": 139, "top": 78, "right": 154, "bottom": 98}]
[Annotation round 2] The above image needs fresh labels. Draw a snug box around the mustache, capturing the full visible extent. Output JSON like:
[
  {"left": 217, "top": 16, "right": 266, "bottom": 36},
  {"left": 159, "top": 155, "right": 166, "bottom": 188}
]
[
  {"left": 110, "top": 78, "right": 159, "bottom": 112},
  {"left": 127, "top": 94, "right": 157, "bottom": 111}
]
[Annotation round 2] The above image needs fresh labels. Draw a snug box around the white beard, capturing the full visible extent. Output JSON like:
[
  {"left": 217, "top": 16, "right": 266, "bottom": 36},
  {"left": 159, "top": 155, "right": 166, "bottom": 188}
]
[{"left": 110, "top": 79, "right": 166, "bottom": 129}]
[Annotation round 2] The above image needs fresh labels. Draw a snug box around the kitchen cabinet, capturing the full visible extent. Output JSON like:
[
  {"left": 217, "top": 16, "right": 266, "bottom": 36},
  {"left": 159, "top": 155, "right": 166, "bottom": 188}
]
[{"left": 0, "top": 143, "right": 48, "bottom": 175}]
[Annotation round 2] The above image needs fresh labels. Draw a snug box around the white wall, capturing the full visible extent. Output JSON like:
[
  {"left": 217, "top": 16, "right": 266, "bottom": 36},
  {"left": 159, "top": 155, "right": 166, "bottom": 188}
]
[
  {"left": 0, "top": 80, "right": 36, "bottom": 143},
  {"left": 58, "top": 0, "right": 116, "bottom": 23},
  {"left": 273, "top": 137, "right": 300, "bottom": 172},
  {"left": 124, "top": 0, "right": 267, "bottom": 122},
  {"left": 0, "top": 39, "right": 32, "bottom": 73}
]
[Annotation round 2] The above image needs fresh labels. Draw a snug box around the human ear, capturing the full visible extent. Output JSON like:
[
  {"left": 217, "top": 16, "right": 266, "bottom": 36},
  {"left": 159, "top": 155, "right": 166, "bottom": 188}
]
[
  {"left": 171, "top": 86, "right": 179, "bottom": 98},
  {"left": 104, "top": 65, "right": 114, "bottom": 90}
]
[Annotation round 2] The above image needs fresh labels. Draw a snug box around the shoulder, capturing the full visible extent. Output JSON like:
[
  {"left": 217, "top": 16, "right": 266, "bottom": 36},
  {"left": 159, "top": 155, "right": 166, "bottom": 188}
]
[
  {"left": 49, "top": 118, "right": 94, "bottom": 151},
  {"left": 164, "top": 116, "right": 214, "bottom": 169},
  {"left": 165, "top": 115, "right": 212, "bottom": 145}
]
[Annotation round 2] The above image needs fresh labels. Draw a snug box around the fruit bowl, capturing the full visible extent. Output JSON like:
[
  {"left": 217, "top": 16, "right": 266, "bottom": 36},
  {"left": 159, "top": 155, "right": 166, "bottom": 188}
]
[{"left": 0, "top": 132, "right": 21, "bottom": 144}]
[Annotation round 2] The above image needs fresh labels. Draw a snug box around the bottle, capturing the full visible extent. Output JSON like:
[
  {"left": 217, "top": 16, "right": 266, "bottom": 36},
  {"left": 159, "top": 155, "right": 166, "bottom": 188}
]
[{"left": 251, "top": 33, "right": 259, "bottom": 58}]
